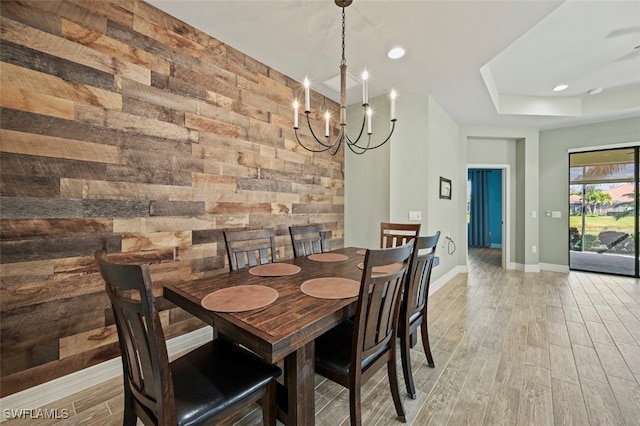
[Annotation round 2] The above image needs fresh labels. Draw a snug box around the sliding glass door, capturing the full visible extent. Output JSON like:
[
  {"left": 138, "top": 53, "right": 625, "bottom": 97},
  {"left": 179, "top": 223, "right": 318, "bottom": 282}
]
[{"left": 569, "top": 147, "right": 638, "bottom": 277}]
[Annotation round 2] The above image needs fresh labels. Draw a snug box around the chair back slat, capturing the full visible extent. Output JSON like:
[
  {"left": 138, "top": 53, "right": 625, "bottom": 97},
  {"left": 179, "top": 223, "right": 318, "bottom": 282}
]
[
  {"left": 95, "top": 250, "right": 174, "bottom": 423},
  {"left": 380, "top": 222, "right": 421, "bottom": 248},
  {"left": 224, "top": 229, "right": 277, "bottom": 271},
  {"left": 289, "top": 224, "right": 325, "bottom": 257},
  {"left": 356, "top": 244, "right": 413, "bottom": 363},
  {"left": 405, "top": 233, "right": 440, "bottom": 317}
]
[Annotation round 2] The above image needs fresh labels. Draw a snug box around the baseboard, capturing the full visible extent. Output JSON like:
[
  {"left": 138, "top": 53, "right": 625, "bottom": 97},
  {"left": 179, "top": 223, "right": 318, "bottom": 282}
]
[
  {"left": 540, "top": 263, "right": 570, "bottom": 273},
  {"left": 513, "top": 263, "right": 541, "bottom": 273},
  {"left": 0, "top": 327, "right": 213, "bottom": 418},
  {"left": 430, "top": 265, "right": 467, "bottom": 296}
]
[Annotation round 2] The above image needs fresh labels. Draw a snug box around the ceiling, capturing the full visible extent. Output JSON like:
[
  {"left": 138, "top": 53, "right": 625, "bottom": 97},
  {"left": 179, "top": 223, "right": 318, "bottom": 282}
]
[{"left": 147, "top": 0, "right": 640, "bottom": 131}]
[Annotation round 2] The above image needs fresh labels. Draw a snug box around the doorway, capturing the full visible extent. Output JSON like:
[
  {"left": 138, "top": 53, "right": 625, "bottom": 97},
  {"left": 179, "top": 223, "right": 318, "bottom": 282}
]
[
  {"left": 467, "top": 166, "right": 509, "bottom": 269},
  {"left": 569, "top": 147, "right": 639, "bottom": 277}
]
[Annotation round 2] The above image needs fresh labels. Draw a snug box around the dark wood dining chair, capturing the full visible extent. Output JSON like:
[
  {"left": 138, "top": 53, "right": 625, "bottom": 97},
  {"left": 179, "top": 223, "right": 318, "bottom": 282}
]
[
  {"left": 95, "top": 250, "right": 281, "bottom": 426},
  {"left": 289, "top": 223, "right": 325, "bottom": 257},
  {"left": 380, "top": 222, "right": 421, "bottom": 248},
  {"left": 314, "top": 243, "right": 414, "bottom": 425},
  {"left": 399, "top": 232, "right": 440, "bottom": 399},
  {"left": 223, "top": 229, "right": 277, "bottom": 271}
]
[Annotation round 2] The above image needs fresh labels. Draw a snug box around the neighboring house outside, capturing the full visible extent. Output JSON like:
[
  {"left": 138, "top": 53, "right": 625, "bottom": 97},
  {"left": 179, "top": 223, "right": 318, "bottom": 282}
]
[
  {"left": 569, "top": 182, "right": 634, "bottom": 215},
  {"left": 606, "top": 182, "right": 635, "bottom": 214}
]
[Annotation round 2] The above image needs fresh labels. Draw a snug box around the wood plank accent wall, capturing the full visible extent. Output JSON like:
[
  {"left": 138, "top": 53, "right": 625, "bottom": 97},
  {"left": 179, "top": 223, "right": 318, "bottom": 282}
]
[{"left": 0, "top": 0, "right": 344, "bottom": 397}]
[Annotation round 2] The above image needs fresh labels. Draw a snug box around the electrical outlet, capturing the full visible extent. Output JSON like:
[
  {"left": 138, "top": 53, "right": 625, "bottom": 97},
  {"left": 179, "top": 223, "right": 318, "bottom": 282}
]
[
  {"left": 408, "top": 211, "right": 421, "bottom": 221},
  {"left": 532, "top": 245, "right": 537, "bottom": 253}
]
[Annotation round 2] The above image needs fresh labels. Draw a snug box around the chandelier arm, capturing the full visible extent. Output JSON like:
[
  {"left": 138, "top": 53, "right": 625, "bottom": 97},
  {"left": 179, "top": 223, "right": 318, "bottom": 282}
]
[
  {"left": 294, "top": 128, "right": 338, "bottom": 153},
  {"left": 345, "top": 140, "right": 370, "bottom": 155},
  {"left": 304, "top": 112, "right": 343, "bottom": 148},
  {"left": 343, "top": 107, "right": 368, "bottom": 147},
  {"left": 347, "top": 120, "right": 396, "bottom": 151}
]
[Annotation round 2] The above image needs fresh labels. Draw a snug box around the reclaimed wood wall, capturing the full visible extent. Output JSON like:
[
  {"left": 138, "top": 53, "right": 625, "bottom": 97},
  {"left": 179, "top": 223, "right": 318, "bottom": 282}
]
[{"left": 0, "top": 0, "right": 344, "bottom": 397}]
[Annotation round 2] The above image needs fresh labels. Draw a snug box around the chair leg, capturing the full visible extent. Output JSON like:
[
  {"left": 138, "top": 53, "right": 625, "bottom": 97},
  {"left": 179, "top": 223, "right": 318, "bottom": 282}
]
[
  {"left": 421, "top": 321, "right": 435, "bottom": 368},
  {"left": 387, "top": 358, "right": 407, "bottom": 423},
  {"left": 399, "top": 328, "right": 417, "bottom": 399},
  {"left": 261, "top": 381, "right": 277, "bottom": 426},
  {"left": 349, "top": 385, "right": 362, "bottom": 426}
]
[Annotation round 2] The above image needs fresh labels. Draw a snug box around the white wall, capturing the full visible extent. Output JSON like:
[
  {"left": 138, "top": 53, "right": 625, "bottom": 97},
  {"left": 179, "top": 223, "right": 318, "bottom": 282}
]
[
  {"left": 467, "top": 138, "right": 517, "bottom": 266},
  {"left": 347, "top": 102, "right": 639, "bottom": 277},
  {"left": 345, "top": 92, "right": 464, "bottom": 282},
  {"left": 539, "top": 117, "right": 640, "bottom": 269},
  {"left": 344, "top": 96, "right": 391, "bottom": 249},
  {"left": 463, "top": 127, "right": 540, "bottom": 271}
]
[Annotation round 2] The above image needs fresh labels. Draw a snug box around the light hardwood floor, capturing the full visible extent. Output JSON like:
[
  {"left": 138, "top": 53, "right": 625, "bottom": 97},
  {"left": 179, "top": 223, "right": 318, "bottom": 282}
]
[{"left": 5, "top": 248, "right": 640, "bottom": 425}]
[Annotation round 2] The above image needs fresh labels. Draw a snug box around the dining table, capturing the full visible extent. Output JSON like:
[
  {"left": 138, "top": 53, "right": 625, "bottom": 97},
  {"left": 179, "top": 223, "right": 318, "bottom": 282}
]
[{"left": 163, "top": 246, "right": 367, "bottom": 425}]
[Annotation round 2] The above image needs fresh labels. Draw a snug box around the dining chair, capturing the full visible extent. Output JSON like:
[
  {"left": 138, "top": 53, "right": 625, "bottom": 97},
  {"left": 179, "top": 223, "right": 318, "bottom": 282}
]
[
  {"left": 95, "top": 250, "right": 281, "bottom": 426},
  {"left": 399, "top": 232, "right": 440, "bottom": 399},
  {"left": 314, "top": 243, "right": 414, "bottom": 425},
  {"left": 380, "top": 222, "right": 421, "bottom": 248},
  {"left": 223, "top": 229, "right": 277, "bottom": 271},
  {"left": 289, "top": 223, "right": 325, "bottom": 257}
]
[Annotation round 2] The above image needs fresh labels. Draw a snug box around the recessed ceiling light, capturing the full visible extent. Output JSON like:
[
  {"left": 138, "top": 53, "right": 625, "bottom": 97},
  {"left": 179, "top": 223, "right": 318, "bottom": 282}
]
[
  {"left": 553, "top": 84, "right": 569, "bottom": 92},
  {"left": 588, "top": 87, "right": 603, "bottom": 95},
  {"left": 387, "top": 47, "right": 406, "bottom": 59}
]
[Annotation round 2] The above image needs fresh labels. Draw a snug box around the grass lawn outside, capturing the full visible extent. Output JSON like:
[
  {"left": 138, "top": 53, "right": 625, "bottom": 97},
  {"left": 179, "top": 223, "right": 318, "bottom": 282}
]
[{"left": 569, "top": 215, "right": 634, "bottom": 235}]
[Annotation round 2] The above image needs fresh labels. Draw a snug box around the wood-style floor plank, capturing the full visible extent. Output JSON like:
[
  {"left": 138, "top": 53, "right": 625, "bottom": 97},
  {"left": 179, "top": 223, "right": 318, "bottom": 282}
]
[{"left": 9, "top": 248, "right": 638, "bottom": 425}]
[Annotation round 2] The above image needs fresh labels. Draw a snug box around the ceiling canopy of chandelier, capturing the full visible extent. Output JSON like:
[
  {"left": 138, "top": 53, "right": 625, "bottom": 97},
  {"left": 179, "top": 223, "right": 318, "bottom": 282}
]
[{"left": 292, "top": 0, "right": 397, "bottom": 156}]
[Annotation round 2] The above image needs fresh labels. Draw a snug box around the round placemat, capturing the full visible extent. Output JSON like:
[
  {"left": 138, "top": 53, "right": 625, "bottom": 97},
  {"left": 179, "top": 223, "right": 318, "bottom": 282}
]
[
  {"left": 308, "top": 253, "right": 349, "bottom": 262},
  {"left": 249, "top": 263, "right": 301, "bottom": 276},
  {"left": 201, "top": 285, "right": 278, "bottom": 312},
  {"left": 300, "top": 277, "right": 361, "bottom": 299},
  {"left": 357, "top": 262, "right": 404, "bottom": 274},
  {"left": 356, "top": 249, "right": 367, "bottom": 256}
]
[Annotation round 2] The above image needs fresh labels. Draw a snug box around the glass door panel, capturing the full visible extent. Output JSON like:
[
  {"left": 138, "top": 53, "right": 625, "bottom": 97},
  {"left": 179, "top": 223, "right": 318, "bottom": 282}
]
[{"left": 569, "top": 148, "right": 638, "bottom": 277}]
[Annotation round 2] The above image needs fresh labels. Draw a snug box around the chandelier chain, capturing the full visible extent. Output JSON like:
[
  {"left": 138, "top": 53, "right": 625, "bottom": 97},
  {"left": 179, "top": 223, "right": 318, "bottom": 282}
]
[{"left": 341, "top": 8, "right": 346, "bottom": 66}]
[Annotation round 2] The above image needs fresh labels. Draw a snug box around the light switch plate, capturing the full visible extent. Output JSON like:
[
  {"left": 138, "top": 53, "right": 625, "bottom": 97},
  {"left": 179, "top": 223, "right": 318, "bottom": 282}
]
[{"left": 409, "top": 211, "right": 421, "bottom": 221}]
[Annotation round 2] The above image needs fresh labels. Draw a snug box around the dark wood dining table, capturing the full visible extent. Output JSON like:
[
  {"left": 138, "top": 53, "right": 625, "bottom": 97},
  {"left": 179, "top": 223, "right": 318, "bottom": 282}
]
[{"left": 163, "top": 246, "right": 365, "bottom": 425}]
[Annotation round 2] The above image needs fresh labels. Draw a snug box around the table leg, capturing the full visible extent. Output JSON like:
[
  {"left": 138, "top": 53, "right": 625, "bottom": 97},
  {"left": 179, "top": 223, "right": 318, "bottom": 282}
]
[{"left": 284, "top": 341, "right": 315, "bottom": 425}]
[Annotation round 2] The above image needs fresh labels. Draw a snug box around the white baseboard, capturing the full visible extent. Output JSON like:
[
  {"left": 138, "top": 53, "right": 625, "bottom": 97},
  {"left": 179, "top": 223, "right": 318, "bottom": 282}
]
[
  {"left": 0, "top": 327, "right": 213, "bottom": 418},
  {"left": 513, "top": 263, "right": 541, "bottom": 273},
  {"left": 430, "top": 265, "right": 467, "bottom": 296},
  {"left": 540, "top": 263, "right": 570, "bottom": 273}
]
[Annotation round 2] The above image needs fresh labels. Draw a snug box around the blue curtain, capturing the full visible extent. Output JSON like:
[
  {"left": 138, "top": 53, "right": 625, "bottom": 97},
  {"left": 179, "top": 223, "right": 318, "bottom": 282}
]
[{"left": 469, "top": 170, "right": 491, "bottom": 247}]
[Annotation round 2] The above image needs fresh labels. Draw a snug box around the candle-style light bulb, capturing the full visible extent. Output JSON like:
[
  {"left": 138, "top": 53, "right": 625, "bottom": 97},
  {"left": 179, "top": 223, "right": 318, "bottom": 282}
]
[
  {"left": 293, "top": 99, "right": 299, "bottom": 129},
  {"left": 325, "top": 111, "right": 330, "bottom": 137},
  {"left": 366, "top": 107, "right": 372, "bottom": 134},
  {"left": 303, "top": 77, "right": 310, "bottom": 112},
  {"left": 390, "top": 90, "right": 397, "bottom": 121},
  {"left": 362, "top": 69, "right": 369, "bottom": 106}
]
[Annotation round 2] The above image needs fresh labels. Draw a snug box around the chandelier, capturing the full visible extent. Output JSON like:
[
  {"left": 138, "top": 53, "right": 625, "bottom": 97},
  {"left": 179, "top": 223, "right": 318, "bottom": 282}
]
[{"left": 292, "top": 0, "right": 397, "bottom": 156}]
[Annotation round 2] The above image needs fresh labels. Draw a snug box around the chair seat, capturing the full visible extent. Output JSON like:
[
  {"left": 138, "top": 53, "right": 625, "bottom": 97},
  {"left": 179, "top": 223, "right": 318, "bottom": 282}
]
[
  {"left": 315, "top": 321, "right": 388, "bottom": 377},
  {"left": 171, "top": 339, "right": 281, "bottom": 426}
]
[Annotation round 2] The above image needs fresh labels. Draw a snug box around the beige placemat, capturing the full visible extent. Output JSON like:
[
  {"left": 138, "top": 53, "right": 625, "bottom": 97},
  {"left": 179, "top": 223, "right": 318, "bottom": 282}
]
[
  {"left": 300, "top": 277, "right": 360, "bottom": 299},
  {"left": 356, "top": 249, "right": 367, "bottom": 256},
  {"left": 308, "top": 253, "right": 349, "bottom": 262},
  {"left": 249, "top": 263, "right": 301, "bottom": 276},
  {"left": 357, "top": 262, "right": 404, "bottom": 274},
  {"left": 201, "top": 285, "right": 278, "bottom": 312}
]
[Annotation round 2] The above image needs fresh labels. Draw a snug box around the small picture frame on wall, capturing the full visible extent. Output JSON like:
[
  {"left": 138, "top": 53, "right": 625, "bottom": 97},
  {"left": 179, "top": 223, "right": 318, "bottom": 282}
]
[{"left": 439, "top": 177, "right": 452, "bottom": 200}]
